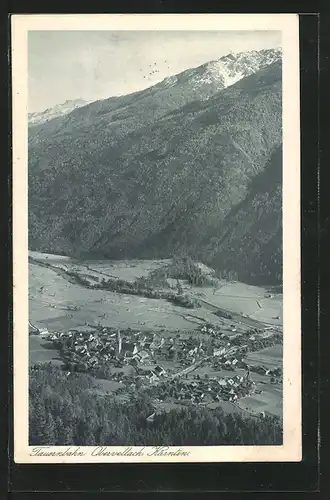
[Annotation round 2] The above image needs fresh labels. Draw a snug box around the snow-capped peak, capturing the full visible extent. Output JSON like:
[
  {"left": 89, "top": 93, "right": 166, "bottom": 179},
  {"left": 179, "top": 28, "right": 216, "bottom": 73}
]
[
  {"left": 183, "top": 48, "right": 281, "bottom": 94},
  {"left": 205, "top": 48, "right": 282, "bottom": 89},
  {"left": 29, "top": 98, "right": 90, "bottom": 126}
]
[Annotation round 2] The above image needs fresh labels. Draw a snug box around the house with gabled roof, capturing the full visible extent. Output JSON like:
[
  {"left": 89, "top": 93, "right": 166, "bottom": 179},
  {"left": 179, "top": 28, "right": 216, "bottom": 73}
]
[
  {"left": 153, "top": 365, "right": 166, "bottom": 377},
  {"left": 133, "top": 350, "right": 149, "bottom": 362}
]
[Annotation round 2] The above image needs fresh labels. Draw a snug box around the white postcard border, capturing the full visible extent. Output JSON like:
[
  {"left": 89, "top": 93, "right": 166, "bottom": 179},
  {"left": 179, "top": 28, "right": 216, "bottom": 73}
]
[{"left": 12, "top": 13, "right": 301, "bottom": 463}]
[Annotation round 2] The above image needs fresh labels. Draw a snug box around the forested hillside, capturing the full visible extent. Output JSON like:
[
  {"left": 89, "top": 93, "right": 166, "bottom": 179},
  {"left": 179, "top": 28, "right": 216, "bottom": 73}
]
[
  {"left": 28, "top": 55, "right": 282, "bottom": 285},
  {"left": 29, "top": 364, "right": 282, "bottom": 445}
]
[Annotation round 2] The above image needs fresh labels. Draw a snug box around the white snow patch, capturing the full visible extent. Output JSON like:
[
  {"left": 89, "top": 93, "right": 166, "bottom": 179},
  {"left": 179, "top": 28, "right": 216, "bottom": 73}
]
[{"left": 29, "top": 99, "right": 91, "bottom": 126}]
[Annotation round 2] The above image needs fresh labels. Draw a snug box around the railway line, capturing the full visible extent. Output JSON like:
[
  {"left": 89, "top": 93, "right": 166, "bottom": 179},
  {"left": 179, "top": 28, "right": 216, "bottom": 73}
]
[{"left": 198, "top": 298, "right": 266, "bottom": 329}]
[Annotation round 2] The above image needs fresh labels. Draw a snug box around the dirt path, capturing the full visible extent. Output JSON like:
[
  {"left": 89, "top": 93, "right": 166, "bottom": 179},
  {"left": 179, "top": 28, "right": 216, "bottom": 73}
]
[
  {"left": 171, "top": 356, "right": 210, "bottom": 380},
  {"left": 84, "top": 265, "right": 119, "bottom": 280}
]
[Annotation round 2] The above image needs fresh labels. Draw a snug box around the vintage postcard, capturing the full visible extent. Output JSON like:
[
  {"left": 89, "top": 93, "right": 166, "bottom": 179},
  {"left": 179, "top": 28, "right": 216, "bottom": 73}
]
[{"left": 12, "top": 14, "right": 301, "bottom": 463}]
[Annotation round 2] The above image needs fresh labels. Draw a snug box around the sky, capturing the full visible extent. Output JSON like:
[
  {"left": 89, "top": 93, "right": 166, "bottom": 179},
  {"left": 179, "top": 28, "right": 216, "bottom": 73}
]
[{"left": 28, "top": 30, "right": 281, "bottom": 113}]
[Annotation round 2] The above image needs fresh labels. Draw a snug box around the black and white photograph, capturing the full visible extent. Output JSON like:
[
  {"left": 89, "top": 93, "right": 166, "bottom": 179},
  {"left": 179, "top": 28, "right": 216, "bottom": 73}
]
[{"left": 12, "top": 14, "right": 301, "bottom": 463}]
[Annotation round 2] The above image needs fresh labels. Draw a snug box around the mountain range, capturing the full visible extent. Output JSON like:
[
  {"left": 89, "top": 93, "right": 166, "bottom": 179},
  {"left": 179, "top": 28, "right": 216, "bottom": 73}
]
[
  {"left": 28, "top": 48, "right": 282, "bottom": 285},
  {"left": 28, "top": 98, "right": 90, "bottom": 126}
]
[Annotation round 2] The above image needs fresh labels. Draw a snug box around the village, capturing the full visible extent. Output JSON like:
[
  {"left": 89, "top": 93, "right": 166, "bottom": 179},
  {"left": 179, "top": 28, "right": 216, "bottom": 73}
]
[
  {"left": 30, "top": 318, "right": 283, "bottom": 409},
  {"left": 28, "top": 252, "right": 284, "bottom": 417}
]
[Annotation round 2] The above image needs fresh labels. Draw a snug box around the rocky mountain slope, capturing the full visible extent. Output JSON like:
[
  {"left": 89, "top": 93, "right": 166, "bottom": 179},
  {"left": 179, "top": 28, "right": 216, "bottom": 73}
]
[
  {"left": 28, "top": 51, "right": 282, "bottom": 285},
  {"left": 28, "top": 49, "right": 280, "bottom": 141}
]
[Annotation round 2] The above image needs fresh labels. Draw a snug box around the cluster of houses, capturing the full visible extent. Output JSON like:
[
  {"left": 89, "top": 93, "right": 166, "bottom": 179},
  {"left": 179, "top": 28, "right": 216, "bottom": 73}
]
[
  {"left": 45, "top": 327, "right": 160, "bottom": 373},
  {"left": 39, "top": 325, "right": 219, "bottom": 374},
  {"left": 200, "top": 322, "right": 282, "bottom": 345},
  {"left": 111, "top": 364, "right": 168, "bottom": 386},
  {"left": 146, "top": 372, "right": 256, "bottom": 405},
  {"left": 29, "top": 318, "right": 282, "bottom": 397},
  {"left": 249, "top": 364, "right": 282, "bottom": 381},
  {"left": 32, "top": 325, "right": 194, "bottom": 376},
  {"left": 152, "top": 334, "right": 213, "bottom": 364}
]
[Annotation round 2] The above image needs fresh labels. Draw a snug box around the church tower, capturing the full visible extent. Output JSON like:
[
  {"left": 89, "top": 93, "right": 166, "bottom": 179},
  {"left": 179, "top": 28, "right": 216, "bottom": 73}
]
[{"left": 117, "top": 329, "right": 122, "bottom": 357}]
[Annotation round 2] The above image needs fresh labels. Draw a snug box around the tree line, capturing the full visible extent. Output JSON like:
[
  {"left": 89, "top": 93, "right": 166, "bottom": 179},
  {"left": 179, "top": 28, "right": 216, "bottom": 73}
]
[{"left": 29, "top": 364, "right": 282, "bottom": 446}]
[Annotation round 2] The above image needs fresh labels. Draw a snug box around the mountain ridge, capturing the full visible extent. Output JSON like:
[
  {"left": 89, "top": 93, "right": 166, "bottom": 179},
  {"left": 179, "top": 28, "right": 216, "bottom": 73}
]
[
  {"left": 28, "top": 98, "right": 91, "bottom": 126},
  {"left": 28, "top": 52, "right": 282, "bottom": 285},
  {"left": 28, "top": 48, "right": 281, "bottom": 136}
]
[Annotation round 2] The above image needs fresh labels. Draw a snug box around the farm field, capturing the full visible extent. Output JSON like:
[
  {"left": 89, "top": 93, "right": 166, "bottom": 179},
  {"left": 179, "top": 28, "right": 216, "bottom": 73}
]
[
  {"left": 84, "top": 259, "right": 172, "bottom": 282},
  {"left": 190, "top": 282, "right": 282, "bottom": 326},
  {"left": 29, "top": 251, "right": 282, "bottom": 328},
  {"left": 29, "top": 262, "right": 202, "bottom": 332},
  {"left": 89, "top": 378, "right": 125, "bottom": 396},
  {"left": 245, "top": 344, "right": 283, "bottom": 370},
  {"left": 29, "top": 335, "right": 63, "bottom": 366},
  {"left": 237, "top": 382, "right": 282, "bottom": 417}
]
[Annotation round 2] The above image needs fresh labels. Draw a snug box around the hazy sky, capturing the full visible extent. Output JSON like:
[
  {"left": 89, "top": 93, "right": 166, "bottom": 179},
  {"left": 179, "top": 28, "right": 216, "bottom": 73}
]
[{"left": 28, "top": 30, "right": 281, "bottom": 112}]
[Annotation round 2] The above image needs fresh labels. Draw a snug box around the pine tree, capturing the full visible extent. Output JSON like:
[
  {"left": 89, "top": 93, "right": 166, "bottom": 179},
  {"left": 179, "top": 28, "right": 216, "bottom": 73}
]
[
  {"left": 55, "top": 415, "right": 74, "bottom": 445},
  {"left": 41, "top": 412, "right": 57, "bottom": 444}
]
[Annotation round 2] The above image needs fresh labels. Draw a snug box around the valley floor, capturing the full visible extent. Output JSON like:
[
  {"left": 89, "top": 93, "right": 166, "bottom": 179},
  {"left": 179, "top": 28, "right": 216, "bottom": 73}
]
[{"left": 29, "top": 251, "right": 283, "bottom": 420}]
